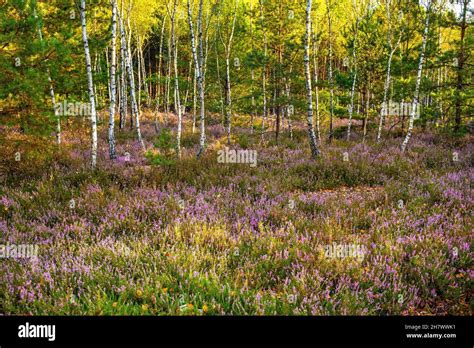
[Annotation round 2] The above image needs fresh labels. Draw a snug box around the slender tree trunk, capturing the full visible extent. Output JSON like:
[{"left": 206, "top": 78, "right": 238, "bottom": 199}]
[
  {"left": 225, "top": 55, "right": 232, "bottom": 144},
  {"left": 106, "top": 49, "right": 111, "bottom": 99},
  {"left": 140, "top": 42, "right": 147, "bottom": 108},
  {"left": 170, "top": 0, "right": 182, "bottom": 159},
  {"left": 165, "top": 17, "right": 172, "bottom": 125},
  {"left": 187, "top": 0, "right": 206, "bottom": 158},
  {"left": 93, "top": 53, "right": 100, "bottom": 117},
  {"left": 215, "top": 36, "right": 225, "bottom": 125},
  {"left": 126, "top": 3, "right": 134, "bottom": 129},
  {"left": 275, "top": 13, "right": 283, "bottom": 143},
  {"left": 34, "top": 8, "right": 60, "bottom": 145},
  {"left": 326, "top": 0, "right": 334, "bottom": 143},
  {"left": 305, "top": 0, "right": 320, "bottom": 158},
  {"left": 119, "top": 9, "right": 145, "bottom": 150},
  {"left": 192, "top": 65, "right": 197, "bottom": 133},
  {"left": 154, "top": 15, "right": 166, "bottom": 132},
  {"left": 120, "top": 39, "right": 128, "bottom": 129},
  {"left": 259, "top": 0, "right": 268, "bottom": 136},
  {"left": 312, "top": 25, "right": 321, "bottom": 142},
  {"left": 108, "top": 0, "right": 118, "bottom": 160},
  {"left": 401, "top": 0, "right": 431, "bottom": 152},
  {"left": 119, "top": 0, "right": 127, "bottom": 130},
  {"left": 377, "top": 0, "right": 402, "bottom": 142},
  {"left": 80, "top": 0, "right": 98, "bottom": 169},
  {"left": 363, "top": 84, "right": 370, "bottom": 142},
  {"left": 250, "top": 0, "right": 255, "bottom": 134},
  {"left": 184, "top": 59, "right": 192, "bottom": 109},
  {"left": 137, "top": 40, "right": 142, "bottom": 113},
  {"left": 284, "top": 66, "right": 293, "bottom": 139},
  {"left": 347, "top": 0, "right": 359, "bottom": 141},
  {"left": 221, "top": 0, "right": 238, "bottom": 145},
  {"left": 146, "top": 45, "right": 151, "bottom": 106},
  {"left": 202, "top": 8, "right": 212, "bottom": 84}
]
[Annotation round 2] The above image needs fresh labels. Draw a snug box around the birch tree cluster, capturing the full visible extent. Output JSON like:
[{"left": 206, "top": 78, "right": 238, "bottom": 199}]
[{"left": 0, "top": 0, "right": 471, "bottom": 166}]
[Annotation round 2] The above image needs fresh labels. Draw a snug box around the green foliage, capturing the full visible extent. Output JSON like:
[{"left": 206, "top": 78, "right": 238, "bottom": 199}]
[{"left": 145, "top": 151, "right": 175, "bottom": 166}]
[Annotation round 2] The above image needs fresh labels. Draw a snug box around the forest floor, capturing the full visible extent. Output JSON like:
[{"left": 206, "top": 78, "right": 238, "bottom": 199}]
[{"left": 0, "top": 112, "right": 472, "bottom": 315}]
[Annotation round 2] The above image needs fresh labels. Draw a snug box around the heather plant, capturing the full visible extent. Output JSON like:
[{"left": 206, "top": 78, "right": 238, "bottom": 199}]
[
  {"left": 0, "top": 121, "right": 471, "bottom": 315},
  {"left": 0, "top": 0, "right": 472, "bottom": 319}
]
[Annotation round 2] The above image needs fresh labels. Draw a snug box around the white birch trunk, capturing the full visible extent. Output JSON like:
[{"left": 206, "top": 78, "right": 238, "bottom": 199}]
[
  {"left": 119, "top": 0, "right": 127, "bottom": 129},
  {"left": 221, "top": 0, "right": 238, "bottom": 145},
  {"left": 284, "top": 73, "right": 293, "bottom": 139},
  {"left": 165, "top": 19, "right": 172, "bottom": 124},
  {"left": 401, "top": 0, "right": 431, "bottom": 152},
  {"left": 108, "top": 0, "right": 118, "bottom": 159},
  {"left": 80, "top": 0, "right": 98, "bottom": 169},
  {"left": 377, "top": 0, "right": 402, "bottom": 143},
  {"left": 137, "top": 40, "right": 142, "bottom": 113},
  {"left": 171, "top": 0, "right": 182, "bottom": 159},
  {"left": 326, "top": 0, "right": 334, "bottom": 142},
  {"left": 250, "top": 0, "right": 255, "bottom": 134},
  {"left": 154, "top": 15, "right": 166, "bottom": 132},
  {"left": 187, "top": 0, "right": 206, "bottom": 158},
  {"left": 192, "top": 65, "right": 197, "bottom": 134},
  {"left": 259, "top": 0, "right": 268, "bottom": 136},
  {"left": 119, "top": 10, "right": 145, "bottom": 150},
  {"left": 305, "top": 0, "right": 320, "bottom": 158},
  {"left": 215, "top": 37, "right": 225, "bottom": 124},
  {"left": 126, "top": 2, "right": 135, "bottom": 128},
  {"left": 312, "top": 27, "right": 321, "bottom": 142}
]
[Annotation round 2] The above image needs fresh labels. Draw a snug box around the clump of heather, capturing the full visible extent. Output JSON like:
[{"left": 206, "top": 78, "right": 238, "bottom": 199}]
[{"left": 0, "top": 122, "right": 472, "bottom": 315}]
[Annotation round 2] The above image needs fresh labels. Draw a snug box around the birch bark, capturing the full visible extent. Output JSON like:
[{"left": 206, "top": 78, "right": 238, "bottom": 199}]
[
  {"left": 401, "top": 0, "right": 432, "bottom": 152},
  {"left": 170, "top": 0, "right": 182, "bottom": 158},
  {"left": 377, "top": 0, "right": 403, "bottom": 142},
  {"left": 80, "top": 0, "right": 99, "bottom": 168},
  {"left": 108, "top": 0, "right": 118, "bottom": 159},
  {"left": 326, "top": 0, "right": 334, "bottom": 143},
  {"left": 119, "top": 8, "right": 145, "bottom": 150},
  {"left": 187, "top": 0, "right": 206, "bottom": 158},
  {"left": 305, "top": 0, "right": 320, "bottom": 158}
]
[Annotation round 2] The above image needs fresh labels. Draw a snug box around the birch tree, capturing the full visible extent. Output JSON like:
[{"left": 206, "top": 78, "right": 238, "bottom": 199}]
[
  {"left": 108, "top": 0, "right": 118, "bottom": 159},
  {"left": 79, "top": 0, "right": 98, "bottom": 168},
  {"left": 376, "top": 0, "right": 403, "bottom": 143},
  {"left": 312, "top": 21, "right": 321, "bottom": 142},
  {"left": 119, "top": 0, "right": 127, "bottom": 129},
  {"left": 165, "top": 15, "right": 172, "bottom": 124},
  {"left": 187, "top": 0, "right": 206, "bottom": 158},
  {"left": 401, "top": 0, "right": 433, "bottom": 152},
  {"left": 219, "top": 0, "right": 238, "bottom": 145},
  {"left": 346, "top": 0, "right": 360, "bottom": 141},
  {"left": 304, "top": 0, "right": 320, "bottom": 159},
  {"left": 259, "top": 0, "right": 268, "bottom": 136},
  {"left": 284, "top": 67, "right": 293, "bottom": 139},
  {"left": 169, "top": 0, "right": 182, "bottom": 158},
  {"left": 119, "top": 7, "right": 145, "bottom": 150},
  {"left": 249, "top": 0, "right": 255, "bottom": 134},
  {"left": 154, "top": 14, "right": 167, "bottom": 132},
  {"left": 126, "top": 1, "right": 135, "bottom": 129},
  {"left": 34, "top": 7, "right": 61, "bottom": 145},
  {"left": 326, "top": 0, "right": 335, "bottom": 142}
]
